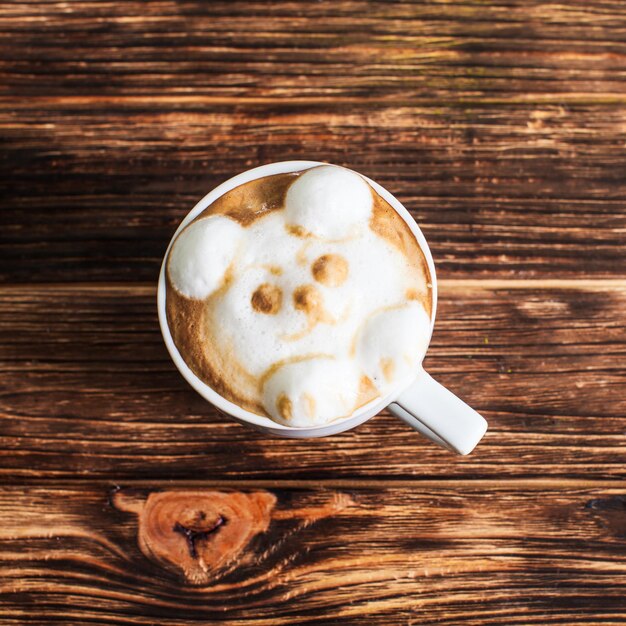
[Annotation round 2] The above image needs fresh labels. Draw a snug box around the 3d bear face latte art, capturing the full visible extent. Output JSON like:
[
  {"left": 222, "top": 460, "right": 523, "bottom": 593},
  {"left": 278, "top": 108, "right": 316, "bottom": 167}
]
[{"left": 165, "top": 165, "right": 433, "bottom": 427}]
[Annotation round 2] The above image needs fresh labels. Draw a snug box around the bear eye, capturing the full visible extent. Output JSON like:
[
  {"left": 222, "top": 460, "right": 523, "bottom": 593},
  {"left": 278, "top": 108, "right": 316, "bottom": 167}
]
[
  {"left": 251, "top": 283, "right": 282, "bottom": 315},
  {"left": 311, "top": 254, "right": 349, "bottom": 287}
]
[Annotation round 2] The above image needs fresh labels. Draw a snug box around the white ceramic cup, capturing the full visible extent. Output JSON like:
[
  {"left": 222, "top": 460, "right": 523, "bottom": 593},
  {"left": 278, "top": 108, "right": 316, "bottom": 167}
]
[{"left": 157, "top": 161, "right": 488, "bottom": 454}]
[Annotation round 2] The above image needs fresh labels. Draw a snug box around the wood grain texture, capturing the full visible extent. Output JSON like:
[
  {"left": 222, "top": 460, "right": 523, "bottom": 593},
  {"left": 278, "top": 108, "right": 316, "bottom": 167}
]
[
  {"left": 2, "top": 1, "right": 626, "bottom": 622},
  {"left": 1, "top": 282, "right": 624, "bottom": 480},
  {"left": 2, "top": 1, "right": 626, "bottom": 282},
  {"left": 3, "top": 105, "right": 625, "bottom": 282},
  {"left": 2, "top": 1, "right": 626, "bottom": 102},
  {"left": 0, "top": 483, "right": 624, "bottom": 625}
]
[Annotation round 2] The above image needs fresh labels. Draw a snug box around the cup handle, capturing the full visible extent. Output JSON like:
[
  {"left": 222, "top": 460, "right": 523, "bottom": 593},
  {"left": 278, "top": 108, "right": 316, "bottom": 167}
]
[{"left": 387, "top": 369, "right": 488, "bottom": 455}]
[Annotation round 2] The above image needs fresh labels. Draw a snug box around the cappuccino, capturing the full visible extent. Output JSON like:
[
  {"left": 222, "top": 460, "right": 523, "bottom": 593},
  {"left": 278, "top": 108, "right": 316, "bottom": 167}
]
[{"left": 166, "top": 165, "right": 432, "bottom": 427}]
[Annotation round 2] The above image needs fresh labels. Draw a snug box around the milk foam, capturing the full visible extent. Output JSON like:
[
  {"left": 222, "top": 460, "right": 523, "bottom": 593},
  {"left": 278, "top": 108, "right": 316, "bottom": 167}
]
[
  {"left": 356, "top": 302, "right": 431, "bottom": 391},
  {"left": 284, "top": 165, "right": 373, "bottom": 239},
  {"left": 168, "top": 216, "right": 244, "bottom": 299},
  {"left": 167, "top": 165, "right": 431, "bottom": 426},
  {"left": 263, "top": 357, "right": 360, "bottom": 427},
  {"left": 211, "top": 210, "right": 418, "bottom": 378}
]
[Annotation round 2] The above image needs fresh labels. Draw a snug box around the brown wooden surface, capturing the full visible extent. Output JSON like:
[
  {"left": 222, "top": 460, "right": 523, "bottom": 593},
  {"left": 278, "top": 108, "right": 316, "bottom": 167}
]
[
  {"left": 2, "top": 282, "right": 625, "bottom": 481},
  {"left": 1, "top": 1, "right": 625, "bottom": 624},
  {"left": 4, "top": 104, "right": 626, "bottom": 282},
  {"left": 2, "top": 483, "right": 626, "bottom": 624}
]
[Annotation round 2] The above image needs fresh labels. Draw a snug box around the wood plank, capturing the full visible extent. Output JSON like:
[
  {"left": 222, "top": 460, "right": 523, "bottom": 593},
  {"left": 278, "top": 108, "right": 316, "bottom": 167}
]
[
  {"left": 2, "top": 105, "right": 626, "bottom": 282},
  {"left": 1, "top": 282, "right": 624, "bottom": 480},
  {"left": 2, "top": 1, "right": 626, "bottom": 282},
  {"left": 2, "top": 1, "right": 626, "bottom": 103},
  {"left": 2, "top": 2, "right": 624, "bottom": 623},
  {"left": 0, "top": 482, "right": 624, "bottom": 624}
]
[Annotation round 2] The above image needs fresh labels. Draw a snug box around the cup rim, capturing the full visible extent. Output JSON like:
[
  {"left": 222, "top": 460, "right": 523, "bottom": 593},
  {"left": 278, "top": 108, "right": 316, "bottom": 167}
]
[{"left": 157, "top": 160, "right": 438, "bottom": 432}]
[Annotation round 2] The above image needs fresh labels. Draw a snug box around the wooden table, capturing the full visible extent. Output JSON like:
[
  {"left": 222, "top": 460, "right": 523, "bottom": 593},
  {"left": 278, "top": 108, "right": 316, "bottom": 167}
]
[{"left": 2, "top": 2, "right": 625, "bottom": 623}]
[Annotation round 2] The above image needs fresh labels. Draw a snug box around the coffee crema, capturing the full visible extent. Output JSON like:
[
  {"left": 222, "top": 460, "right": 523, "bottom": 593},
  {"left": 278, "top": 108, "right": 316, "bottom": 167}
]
[{"left": 166, "top": 165, "right": 432, "bottom": 426}]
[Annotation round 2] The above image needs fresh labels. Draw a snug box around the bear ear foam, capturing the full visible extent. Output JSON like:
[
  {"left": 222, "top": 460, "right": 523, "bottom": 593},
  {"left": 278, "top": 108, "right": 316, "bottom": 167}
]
[
  {"left": 168, "top": 216, "right": 244, "bottom": 300},
  {"left": 284, "top": 165, "right": 373, "bottom": 240}
]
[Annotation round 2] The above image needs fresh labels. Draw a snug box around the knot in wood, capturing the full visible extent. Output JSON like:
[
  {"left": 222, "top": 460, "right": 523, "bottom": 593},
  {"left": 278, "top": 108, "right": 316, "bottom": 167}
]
[
  {"left": 173, "top": 515, "right": 226, "bottom": 559},
  {"left": 117, "top": 490, "right": 276, "bottom": 586}
]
